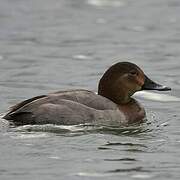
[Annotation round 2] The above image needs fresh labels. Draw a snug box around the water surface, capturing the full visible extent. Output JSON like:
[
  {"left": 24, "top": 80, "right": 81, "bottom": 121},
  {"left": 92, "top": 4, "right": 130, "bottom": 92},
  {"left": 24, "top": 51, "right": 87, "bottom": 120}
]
[{"left": 0, "top": 0, "right": 180, "bottom": 179}]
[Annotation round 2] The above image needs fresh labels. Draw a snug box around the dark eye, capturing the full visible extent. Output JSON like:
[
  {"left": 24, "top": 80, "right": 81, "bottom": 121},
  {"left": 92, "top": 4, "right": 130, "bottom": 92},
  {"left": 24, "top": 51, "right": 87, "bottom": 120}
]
[{"left": 129, "top": 71, "right": 138, "bottom": 76}]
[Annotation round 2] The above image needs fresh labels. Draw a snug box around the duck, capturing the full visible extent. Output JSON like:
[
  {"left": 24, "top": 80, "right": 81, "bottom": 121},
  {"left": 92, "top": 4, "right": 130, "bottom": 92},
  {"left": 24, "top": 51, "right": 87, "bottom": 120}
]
[{"left": 3, "top": 62, "right": 171, "bottom": 126}]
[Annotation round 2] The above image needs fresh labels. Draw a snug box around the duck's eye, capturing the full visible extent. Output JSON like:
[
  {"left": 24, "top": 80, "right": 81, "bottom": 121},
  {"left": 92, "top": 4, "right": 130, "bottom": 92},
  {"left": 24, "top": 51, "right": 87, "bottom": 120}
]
[{"left": 129, "top": 71, "right": 138, "bottom": 76}]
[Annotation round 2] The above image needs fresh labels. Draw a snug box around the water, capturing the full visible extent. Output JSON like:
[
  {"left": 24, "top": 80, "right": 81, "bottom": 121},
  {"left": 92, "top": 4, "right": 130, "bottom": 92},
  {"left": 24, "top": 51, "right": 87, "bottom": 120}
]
[{"left": 0, "top": 0, "right": 180, "bottom": 179}]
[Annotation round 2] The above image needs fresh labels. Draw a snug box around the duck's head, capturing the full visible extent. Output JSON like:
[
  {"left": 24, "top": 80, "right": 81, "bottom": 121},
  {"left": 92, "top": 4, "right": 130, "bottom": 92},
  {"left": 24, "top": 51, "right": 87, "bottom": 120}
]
[{"left": 98, "top": 62, "right": 171, "bottom": 104}]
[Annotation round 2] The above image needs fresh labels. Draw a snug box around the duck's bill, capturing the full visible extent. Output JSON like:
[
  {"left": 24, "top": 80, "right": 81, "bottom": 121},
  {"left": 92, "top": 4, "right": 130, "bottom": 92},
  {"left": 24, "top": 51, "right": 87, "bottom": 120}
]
[{"left": 141, "top": 75, "right": 171, "bottom": 91}]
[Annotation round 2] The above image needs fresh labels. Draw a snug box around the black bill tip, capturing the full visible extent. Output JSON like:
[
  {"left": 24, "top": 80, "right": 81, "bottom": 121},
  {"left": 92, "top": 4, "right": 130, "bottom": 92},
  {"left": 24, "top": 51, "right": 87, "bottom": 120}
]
[
  {"left": 153, "top": 85, "right": 171, "bottom": 91},
  {"left": 142, "top": 75, "right": 171, "bottom": 91}
]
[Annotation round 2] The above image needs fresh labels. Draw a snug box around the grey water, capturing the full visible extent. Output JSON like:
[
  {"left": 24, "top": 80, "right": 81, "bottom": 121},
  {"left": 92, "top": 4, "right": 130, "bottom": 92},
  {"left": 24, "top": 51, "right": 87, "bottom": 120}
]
[{"left": 0, "top": 0, "right": 180, "bottom": 179}]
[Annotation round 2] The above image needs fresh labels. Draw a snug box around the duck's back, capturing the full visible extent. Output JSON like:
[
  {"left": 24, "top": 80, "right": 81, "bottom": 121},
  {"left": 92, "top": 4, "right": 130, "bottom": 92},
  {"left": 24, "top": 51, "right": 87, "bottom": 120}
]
[{"left": 3, "top": 90, "right": 126, "bottom": 126}]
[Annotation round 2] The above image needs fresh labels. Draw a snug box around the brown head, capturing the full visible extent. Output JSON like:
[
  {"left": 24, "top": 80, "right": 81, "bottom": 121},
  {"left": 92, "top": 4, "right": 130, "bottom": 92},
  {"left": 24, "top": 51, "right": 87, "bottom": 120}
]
[{"left": 98, "top": 62, "right": 171, "bottom": 105}]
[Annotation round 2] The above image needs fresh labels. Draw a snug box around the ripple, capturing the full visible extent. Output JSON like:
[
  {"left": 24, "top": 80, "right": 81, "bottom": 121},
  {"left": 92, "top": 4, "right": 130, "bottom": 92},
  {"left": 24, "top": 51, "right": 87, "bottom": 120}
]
[
  {"left": 72, "top": 54, "right": 91, "bottom": 60},
  {"left": 104, "top": 141, "right": 147, "bottom": 147},
  {"left": 87, "top": 0, "right": 125, "bottom": 7},
  {"left": 107, "top": 167, "right": 150, "bottom": 173},
  {"left": 98, "top": 147, "right": 112, "bottom": 150},
  {"left": 159, "top": 121, "right": 169, "bottom": 127},
  {"left": 97, "top": 125, "right": 151, "bottom": 135},
  {"left": 124, "top": 149, "right": 145, "bottom": 153},
  {"left": 75, "top": 172, "right": 110, "bottom": 177},
  {"left": 48, "top": 156, "right": 61, "bottom": 160},
  {"left": 10, "top": 123, "right": 153, "bottom": 137},
  {"left": 10, "top": 132, "right": 49, "bottom": 139},
  {"left": 98, "top": 141, "right": 147, "bottom": 152},
  {"left": 8, "top": 121, "right": 156, "bottom": 137},
  {"left": 0, "top": 117, "right": 10, "bottom": 131},
  {"left": 104, "top": 158, "right": 137, "bottom": 162},
  {"left": 132, "top": 174, "right": 153, "bottom": 179},
  {"left": 14, "top": 124, "right": 91, "bottom": 133}
]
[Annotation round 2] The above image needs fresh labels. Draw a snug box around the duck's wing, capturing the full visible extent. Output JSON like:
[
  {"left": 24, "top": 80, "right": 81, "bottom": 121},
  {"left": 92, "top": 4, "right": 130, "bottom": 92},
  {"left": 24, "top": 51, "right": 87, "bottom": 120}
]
[
  {"left": 5, "top": 89, "right": 90, "bottom": 117},
  {"left": 49, "top": 90, "right": 118, "bottom": 110},
  {"left": 9, "top": 95, "right": 47, "bottom": 113},
  {"left": 3, "top": 90, "right": 118, "bottom": 125},
  {"left": 3, "top": 95, "right": 47, "bottom": 123}
]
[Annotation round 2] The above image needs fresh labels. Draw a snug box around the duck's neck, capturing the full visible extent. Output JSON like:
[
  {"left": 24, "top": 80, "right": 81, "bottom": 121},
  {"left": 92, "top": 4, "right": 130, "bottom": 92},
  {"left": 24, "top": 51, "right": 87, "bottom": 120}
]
[{"left": 98, "top": 87, "right": 132, "bottom": 105}]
